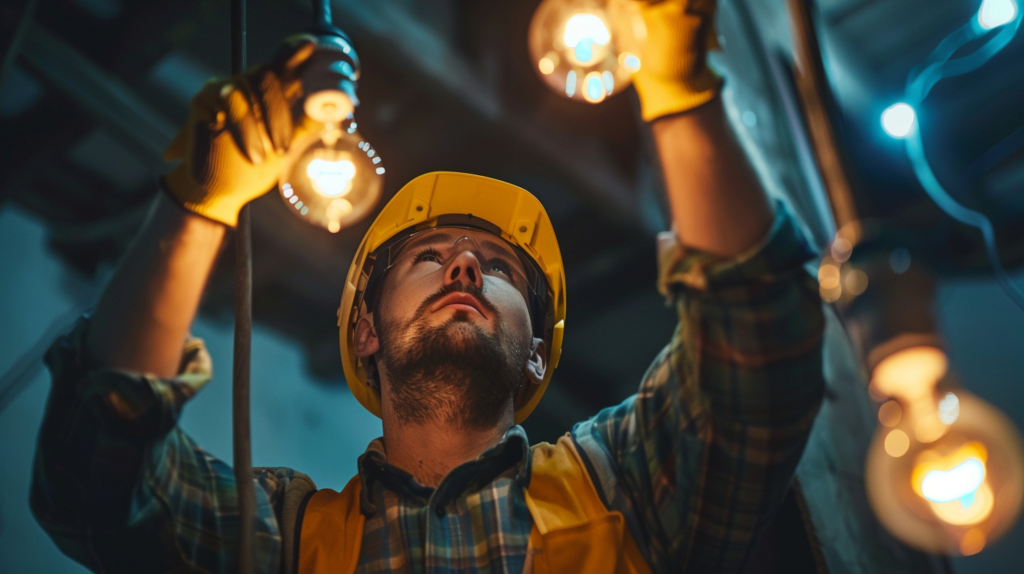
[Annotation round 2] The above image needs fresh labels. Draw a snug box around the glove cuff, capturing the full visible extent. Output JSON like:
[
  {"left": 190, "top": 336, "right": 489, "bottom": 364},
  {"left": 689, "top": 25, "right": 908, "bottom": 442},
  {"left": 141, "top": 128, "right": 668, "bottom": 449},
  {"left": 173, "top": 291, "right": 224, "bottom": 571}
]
[
  {"left": 633, "top": 68, "right": 723, "bottom": 122},
  {"left": 161, "top": 167, "right": 241, "bottom": 227}
]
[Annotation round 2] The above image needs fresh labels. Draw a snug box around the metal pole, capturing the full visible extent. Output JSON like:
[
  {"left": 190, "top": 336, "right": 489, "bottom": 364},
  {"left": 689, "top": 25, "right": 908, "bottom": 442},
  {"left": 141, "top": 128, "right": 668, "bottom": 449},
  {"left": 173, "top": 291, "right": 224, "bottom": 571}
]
[{"left": 230, "top": 0, "right": 255, "bottom": 572}]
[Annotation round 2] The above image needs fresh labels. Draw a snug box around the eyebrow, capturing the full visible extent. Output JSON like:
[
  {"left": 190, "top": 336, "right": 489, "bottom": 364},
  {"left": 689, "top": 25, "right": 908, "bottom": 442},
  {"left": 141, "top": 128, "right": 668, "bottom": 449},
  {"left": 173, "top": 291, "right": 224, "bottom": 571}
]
[
  {"left": 398, "top": 232, "right": 455, "bottom": 255},
  {"left": 397, "top": 232, "right": 519, "bottom": 262}
]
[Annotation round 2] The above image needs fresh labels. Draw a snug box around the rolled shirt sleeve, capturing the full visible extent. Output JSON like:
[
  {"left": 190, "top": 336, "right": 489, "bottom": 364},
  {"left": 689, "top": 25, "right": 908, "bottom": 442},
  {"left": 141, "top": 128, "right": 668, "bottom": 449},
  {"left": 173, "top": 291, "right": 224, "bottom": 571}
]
[
  {"left": 31, "top": 318, "right": 285, "bottom": 574},
  {"left": 573, "top": 203, "right": 826, "bottom": 573}
]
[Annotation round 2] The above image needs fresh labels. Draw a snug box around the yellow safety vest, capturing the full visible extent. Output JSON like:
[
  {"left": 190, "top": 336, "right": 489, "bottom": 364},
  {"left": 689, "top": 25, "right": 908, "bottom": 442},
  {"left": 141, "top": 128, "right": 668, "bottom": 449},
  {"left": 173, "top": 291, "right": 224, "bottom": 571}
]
[{"left": 298, "top": 436, "right": 652, "bottom": 574}]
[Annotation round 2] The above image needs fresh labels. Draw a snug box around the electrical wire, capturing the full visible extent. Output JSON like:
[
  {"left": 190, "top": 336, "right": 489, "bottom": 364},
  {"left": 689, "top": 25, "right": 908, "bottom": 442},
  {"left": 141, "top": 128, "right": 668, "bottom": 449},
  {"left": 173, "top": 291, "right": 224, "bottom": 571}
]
[{"left": 902, "top": 4, "right": 1024, "bottom": 310}]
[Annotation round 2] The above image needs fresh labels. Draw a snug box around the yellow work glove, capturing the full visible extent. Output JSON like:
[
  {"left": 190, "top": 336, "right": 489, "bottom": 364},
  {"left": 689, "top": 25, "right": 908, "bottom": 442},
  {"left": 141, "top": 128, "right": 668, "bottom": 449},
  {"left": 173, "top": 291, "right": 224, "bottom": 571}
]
[
  {"left": 162, "top": 37, "right": 318, "bottom": 226},
  {"left": 632, "top": 0, "right": 723, "bottom": 122}
]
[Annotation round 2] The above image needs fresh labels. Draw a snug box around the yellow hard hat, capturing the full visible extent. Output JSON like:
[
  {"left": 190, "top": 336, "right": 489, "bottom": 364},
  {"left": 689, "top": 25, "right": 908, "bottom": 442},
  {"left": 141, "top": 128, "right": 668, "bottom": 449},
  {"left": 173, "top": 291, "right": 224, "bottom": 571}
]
[{"left": 338, "top": 172, "right": 566, "bottom": 423}]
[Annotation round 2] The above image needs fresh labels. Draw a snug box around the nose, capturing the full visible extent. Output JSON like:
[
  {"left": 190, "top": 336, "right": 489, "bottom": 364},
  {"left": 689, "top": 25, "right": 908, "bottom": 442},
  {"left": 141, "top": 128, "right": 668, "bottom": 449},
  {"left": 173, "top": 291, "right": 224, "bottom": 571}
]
[{"left": 444, "top": 249, "right": 483, "bottom": 290}]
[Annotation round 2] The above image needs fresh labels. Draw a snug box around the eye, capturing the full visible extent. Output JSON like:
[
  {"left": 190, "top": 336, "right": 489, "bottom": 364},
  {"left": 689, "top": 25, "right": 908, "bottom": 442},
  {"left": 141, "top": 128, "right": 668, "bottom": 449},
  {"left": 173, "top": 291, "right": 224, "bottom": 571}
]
[
  {"left": 413, "top": 248, "right": 443, "bottom": 265},
  {"left": 487, "top": 257, "right": 515, "bottom": 279}
]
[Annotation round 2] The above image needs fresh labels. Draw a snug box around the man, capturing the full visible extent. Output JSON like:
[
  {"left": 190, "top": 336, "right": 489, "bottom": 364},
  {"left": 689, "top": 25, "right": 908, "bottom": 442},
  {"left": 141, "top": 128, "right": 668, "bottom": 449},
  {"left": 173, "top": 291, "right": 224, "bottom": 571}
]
[{"left": 31, "top": 1, "right": 825, "bottom": 573}]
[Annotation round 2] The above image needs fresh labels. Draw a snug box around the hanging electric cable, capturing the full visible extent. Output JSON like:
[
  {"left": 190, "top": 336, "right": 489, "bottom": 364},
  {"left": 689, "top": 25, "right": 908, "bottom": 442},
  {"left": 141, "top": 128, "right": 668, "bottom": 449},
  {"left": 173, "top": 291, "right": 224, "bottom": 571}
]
[
  {"left": 228, "top": 0, "right": 255, "bottom": 570},
  {"left": 892, "top": 1, "right": 1024, "bottom": 311},
  {"left": 228, "top": 2, "right": 377, "bottom": 571}
]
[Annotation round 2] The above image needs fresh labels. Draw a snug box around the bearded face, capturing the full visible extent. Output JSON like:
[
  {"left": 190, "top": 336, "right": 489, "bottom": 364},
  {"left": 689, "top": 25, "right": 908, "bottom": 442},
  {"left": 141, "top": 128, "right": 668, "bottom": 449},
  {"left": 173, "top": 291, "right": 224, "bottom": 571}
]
[
  {"left": 376, "top": 282, "right": 532, "bottom": 429},
  {"left": 361, "top": 229, "right": 544, "bottom": 430}
]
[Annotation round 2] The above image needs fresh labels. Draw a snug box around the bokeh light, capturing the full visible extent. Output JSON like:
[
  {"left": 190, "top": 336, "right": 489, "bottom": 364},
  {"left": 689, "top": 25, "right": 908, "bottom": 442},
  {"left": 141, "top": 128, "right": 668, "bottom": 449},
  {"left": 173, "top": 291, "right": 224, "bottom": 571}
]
[
  {"left": 882, "top": 102, "right": 917, "bottom": 138},
  {"left": 978, "top": 0, "right": 1018, "bottom": 30}
]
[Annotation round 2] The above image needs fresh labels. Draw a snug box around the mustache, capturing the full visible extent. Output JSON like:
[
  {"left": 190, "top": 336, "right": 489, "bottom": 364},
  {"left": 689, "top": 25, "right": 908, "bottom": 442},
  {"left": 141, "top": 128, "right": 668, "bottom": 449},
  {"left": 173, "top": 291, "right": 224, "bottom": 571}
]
[{"left": 415, "top": 282, "right": 499, "bottom": 319}]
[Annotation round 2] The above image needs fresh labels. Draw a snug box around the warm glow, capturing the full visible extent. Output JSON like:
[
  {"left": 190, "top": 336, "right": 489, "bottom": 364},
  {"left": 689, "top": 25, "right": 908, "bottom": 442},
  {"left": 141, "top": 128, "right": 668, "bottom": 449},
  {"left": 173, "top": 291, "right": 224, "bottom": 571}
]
[
  {"left": 886, "top": 429, "right": 910, "bottom": 457},
  {"left": 563, "top": 13, "right": 611, "bottom": 48},
  {"left": 960, "top": 528, "right": 987, "bottom": 555},
  {"left": 818, "top": 264, "right": 840, "bottom": 290},
  {"left": 872, "top": 346, "right": 948, "bottom": 400},
  {"left": 307, "top": 158, "right": 356, "bottom": 198},
  {"left": 864, "top": 390, "right": 1024, "bottom": 555},
  {"left": 844, "top": 268, "right": 869, "bottom": 296},
  {"left": 921, "top": 458, "right": 985, "bottom": 503},
  {"left": 528, "top": 0, "right": 646, "bottom": 103},
  {"left": 619, "top": 51, "right": 641, "bottom": 72},
  {"left": 912, "top": 442, "right": 994, "bottom": 525},
  {"left": 929, "top": 482, "right": 995, "bottom": 525},
  {"left": 879, "top": 400, "right": 903, "bottom": 427},
  {"left": 831, "top": 237, "right": 853, "bottom": 262}
]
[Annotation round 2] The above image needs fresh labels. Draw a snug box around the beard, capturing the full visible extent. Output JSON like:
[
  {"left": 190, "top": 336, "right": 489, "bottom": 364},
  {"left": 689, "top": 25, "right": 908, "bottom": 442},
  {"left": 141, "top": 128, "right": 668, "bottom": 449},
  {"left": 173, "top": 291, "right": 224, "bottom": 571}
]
[{"left": 375, "top": 283, "right": 532, "bottom": 430}]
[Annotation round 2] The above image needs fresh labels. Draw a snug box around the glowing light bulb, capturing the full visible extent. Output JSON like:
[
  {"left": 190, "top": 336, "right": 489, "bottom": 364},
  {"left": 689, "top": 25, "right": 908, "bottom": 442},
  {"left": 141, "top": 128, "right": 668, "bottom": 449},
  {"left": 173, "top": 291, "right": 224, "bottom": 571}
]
[
  {"left": 279, "top": 119, "right": 382, "bottom": 234},
  {"left": 529, "top": 0, "right": 646, "bottom": 104},
  {"left": 864, "top": 349, "right": 1024, "bottom": 556},
  {"left": 882, "top": 102, "right": 917, "bottom": 138},
  {"left": 978, "top": 0, "right": 1017, "bottom": 30},
  {"left": 306, "top": 158, "right": 356, "bottom": 197},
  {"left": 274, "top": 31, "right": 384, "bottom": 233}
]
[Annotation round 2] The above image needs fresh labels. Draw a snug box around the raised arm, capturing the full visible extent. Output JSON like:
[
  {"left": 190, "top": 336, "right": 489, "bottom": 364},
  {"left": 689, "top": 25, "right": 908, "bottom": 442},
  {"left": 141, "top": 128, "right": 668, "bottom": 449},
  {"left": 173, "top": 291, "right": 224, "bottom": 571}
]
[
  {"left": 652, "top": 98, "right": 773, "bottom": 256},
  {"left": 571, "top": 1, "right": 824, "bottom": 572},
  {"left": 633, "top": 0, "right": 772, "bottom": 255},
  {"left": 87, "top": 194, "right": 224, "bottom": 376},
  {"left": 32, "top": 41, "right": 319, "bottom": 574}
]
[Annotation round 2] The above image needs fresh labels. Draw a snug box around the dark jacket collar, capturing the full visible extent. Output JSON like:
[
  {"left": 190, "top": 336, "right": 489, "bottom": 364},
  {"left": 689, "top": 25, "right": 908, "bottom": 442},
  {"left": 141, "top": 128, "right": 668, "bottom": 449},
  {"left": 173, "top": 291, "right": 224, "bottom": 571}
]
[{"left": 356, "top": 425, "right": 531, "bottom": 516}]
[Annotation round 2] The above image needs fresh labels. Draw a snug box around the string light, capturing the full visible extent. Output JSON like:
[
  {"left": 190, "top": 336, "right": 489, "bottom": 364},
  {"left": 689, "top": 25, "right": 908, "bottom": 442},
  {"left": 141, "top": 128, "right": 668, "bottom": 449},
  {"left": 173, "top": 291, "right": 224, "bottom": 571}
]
[{"left": 852, "top": 4, "right": 1024, "bottom": 556}]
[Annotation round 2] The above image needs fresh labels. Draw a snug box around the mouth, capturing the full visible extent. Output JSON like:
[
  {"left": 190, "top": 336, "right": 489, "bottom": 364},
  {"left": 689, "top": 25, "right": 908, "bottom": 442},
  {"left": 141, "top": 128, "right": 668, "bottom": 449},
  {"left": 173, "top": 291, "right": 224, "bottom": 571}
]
[{"left": 431, "top": 292, "right": 488, "bottom": 318}]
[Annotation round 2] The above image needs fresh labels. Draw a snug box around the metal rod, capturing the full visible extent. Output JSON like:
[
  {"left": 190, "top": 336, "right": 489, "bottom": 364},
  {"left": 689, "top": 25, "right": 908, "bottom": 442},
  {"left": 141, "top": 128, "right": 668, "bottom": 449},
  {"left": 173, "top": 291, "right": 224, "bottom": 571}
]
[
  {"left": 786, "top": 0, "right": 862, "bottom": 244},
  {"left": 230, "top": 0, "right": 255, "bottom": 572}
]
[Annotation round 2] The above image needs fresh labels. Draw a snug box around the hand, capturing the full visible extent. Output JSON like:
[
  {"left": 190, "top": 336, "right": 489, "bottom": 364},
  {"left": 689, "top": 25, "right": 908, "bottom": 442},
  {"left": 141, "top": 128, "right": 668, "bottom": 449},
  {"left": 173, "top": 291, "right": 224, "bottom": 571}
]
[
  {"left": 162, "top": 36, "right": 320, "bottom": 226},
  {"left": 632, "top": 0, "right": 722, "bottom": 122}
]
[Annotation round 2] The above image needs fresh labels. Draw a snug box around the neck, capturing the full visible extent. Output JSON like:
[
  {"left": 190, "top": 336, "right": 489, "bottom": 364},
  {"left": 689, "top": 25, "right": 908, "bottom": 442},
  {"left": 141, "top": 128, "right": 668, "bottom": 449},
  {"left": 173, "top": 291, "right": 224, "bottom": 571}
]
[{"left": 380, "top": 404, "right": 513, "bottom": 488}]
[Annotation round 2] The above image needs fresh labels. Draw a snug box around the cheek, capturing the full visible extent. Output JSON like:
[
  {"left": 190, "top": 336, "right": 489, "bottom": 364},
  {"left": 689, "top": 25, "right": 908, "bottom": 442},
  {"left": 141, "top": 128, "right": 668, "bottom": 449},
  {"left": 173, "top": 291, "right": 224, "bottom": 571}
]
[
  {"left": 378, "top": 275, "right": 433, "bottom": 327},
  {"left": 487, "top": 281, "right": 533, "bottom": 333}
]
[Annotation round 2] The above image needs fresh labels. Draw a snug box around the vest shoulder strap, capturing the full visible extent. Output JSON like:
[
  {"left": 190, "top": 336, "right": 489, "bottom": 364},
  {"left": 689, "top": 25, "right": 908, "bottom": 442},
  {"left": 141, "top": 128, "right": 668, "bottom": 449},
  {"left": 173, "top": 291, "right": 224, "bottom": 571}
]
[
  {"left": 298, "top": 475, "right": 364, "bottom": 574},
  {"left": 525, "top": 435, "right": 610, "bottom": 533},
  {"left": 525, "top": 435, "right": 652, "bottom": 574}
]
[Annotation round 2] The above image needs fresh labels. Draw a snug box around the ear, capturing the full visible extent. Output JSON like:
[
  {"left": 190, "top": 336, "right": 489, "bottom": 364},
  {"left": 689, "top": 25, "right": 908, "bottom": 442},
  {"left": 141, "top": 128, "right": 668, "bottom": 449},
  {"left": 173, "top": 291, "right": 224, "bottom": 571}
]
[
  {"left": 353, "top": 313, "right": 380, "bottom": 358},
  {"left": 524, "top": 337, "right": 547, "bottom": 385}
]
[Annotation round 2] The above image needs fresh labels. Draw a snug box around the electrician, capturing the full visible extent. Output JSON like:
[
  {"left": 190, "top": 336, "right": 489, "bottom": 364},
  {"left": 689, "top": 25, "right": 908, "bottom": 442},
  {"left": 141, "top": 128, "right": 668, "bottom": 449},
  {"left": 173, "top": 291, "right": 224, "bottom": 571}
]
[{"left": 31, "top": 1, "right": 824, "bottom": 572}]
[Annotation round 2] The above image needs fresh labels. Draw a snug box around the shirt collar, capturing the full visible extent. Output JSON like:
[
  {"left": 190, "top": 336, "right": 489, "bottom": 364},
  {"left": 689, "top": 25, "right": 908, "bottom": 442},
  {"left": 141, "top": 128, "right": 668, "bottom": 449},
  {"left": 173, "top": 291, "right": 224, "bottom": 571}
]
[{"left": 356, "top": 425, "right": 531, "bottom": 515}]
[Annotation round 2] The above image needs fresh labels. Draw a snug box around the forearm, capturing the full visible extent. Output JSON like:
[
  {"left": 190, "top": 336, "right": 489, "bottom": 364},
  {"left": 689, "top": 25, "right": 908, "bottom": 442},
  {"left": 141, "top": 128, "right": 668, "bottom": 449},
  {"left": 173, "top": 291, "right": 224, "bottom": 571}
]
[
  {"left": 652, "top": 98, "right": 773, "bottom": 257},
  {"left": 87, "top": 192, "right": 225, "bottom": 377},
  {"left": 34, "top": 318, "right": 285, "bottom": 573}
]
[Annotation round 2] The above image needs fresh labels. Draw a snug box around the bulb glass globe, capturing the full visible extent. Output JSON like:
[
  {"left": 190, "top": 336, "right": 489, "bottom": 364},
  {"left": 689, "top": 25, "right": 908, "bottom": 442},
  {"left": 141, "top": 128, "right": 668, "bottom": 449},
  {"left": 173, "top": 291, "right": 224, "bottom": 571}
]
[
  {"left": 529, "top": 0, "right": 646, "bottom": 104},
  {"left": 279, "top": 119, "right": 383, "bottom": 233},
  {"left": 866, "top": 389, "right": 1024, "bottom": 555}
]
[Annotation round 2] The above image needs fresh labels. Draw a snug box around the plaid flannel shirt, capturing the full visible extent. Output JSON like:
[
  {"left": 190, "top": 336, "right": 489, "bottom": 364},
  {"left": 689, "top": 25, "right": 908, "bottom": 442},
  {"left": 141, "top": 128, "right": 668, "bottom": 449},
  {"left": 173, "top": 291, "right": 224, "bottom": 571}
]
[{"left": 31, "top": 205, "right": 824, "bottom": 574}]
